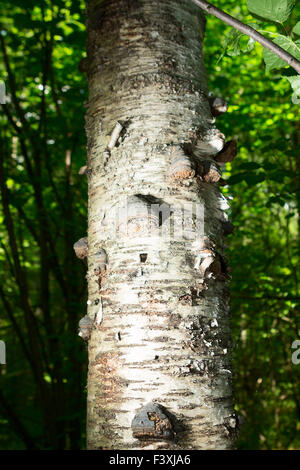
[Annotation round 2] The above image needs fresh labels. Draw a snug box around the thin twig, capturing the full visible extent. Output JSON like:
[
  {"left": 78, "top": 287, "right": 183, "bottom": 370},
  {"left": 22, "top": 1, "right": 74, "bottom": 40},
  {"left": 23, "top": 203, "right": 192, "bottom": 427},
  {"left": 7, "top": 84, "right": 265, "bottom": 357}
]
[{"left": 190, "top": 0, "right": 300, "bottom": 75}]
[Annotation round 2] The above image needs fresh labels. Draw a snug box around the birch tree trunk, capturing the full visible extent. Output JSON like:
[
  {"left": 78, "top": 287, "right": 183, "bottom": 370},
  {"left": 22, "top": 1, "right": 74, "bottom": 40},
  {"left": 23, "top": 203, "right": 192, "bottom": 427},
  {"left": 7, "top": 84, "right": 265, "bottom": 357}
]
[{"left": 85, "top": 0, "right": 236, "bottom": 450}]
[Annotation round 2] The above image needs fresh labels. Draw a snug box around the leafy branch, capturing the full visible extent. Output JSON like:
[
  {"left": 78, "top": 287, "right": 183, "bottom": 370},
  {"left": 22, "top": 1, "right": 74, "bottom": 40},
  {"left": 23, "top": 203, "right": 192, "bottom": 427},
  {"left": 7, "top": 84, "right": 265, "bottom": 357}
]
[{"left": 191, "top": 0, "right": 300, "bottom": 75}]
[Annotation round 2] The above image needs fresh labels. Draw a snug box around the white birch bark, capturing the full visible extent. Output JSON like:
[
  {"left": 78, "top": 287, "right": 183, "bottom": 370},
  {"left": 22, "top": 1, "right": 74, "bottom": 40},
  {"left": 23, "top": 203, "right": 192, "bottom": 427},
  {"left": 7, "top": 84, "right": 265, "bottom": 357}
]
[{"left": 84, "top": 0, "right": 236, "bottom": 450}]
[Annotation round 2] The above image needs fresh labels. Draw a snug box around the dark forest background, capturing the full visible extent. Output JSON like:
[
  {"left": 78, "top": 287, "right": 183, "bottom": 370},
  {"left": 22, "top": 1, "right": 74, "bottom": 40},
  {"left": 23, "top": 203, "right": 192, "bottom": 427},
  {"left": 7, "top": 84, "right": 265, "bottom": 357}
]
[{"left": 0, "top": 0, "right": 299, "bottom": 449}]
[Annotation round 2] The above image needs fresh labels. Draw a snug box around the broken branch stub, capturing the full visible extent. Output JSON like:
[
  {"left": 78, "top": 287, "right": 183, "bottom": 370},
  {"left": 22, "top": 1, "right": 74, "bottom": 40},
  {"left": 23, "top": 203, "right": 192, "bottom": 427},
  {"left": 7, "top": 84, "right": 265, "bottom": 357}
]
[
  {"left": 200, "top": 160, "right": 222, "bottom": 183},
  {"left": 73, "top": 237, "right": 88, "bottom": 259},
  {"left": 168, "top": 146, "right": 195, "bottom": 180}
]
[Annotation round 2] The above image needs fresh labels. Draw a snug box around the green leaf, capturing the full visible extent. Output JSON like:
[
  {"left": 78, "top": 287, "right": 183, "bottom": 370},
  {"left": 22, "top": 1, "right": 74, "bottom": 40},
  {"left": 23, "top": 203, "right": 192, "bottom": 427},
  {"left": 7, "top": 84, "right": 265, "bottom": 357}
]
[
  {"left": 227, "top": 172, "right": 248, "bottom": 185},
  {"left": 263, "top": 162, "right": 278, "bottom": 171},
  {"left": 285, "top": 74, "right": 300, "bottom": 103},
  {"left": 244, "top": 172, "right": 266, "bottom": 186},
  {"left": 247, "top": 0, "right": 295, "bottom": 23},
  {"left": 292, "top": 22, "right": 300, "bottom": 36},
  {"left": 221, "top": 24, "right": 258, "bottom": 60},
  {"left": 263, "top": 36, "right": 300, "bottom": 72},
  {"left": 267, "top": 195, "right": 286, "bottom": 207},
  {"left": 282, "top": 68, "right": 300, "bottom": 102},
  {"left": 227, "top": 37, "right": 243, "bottom": 57},
  {"left": 239, "top": 162, "right": 261, "bottom": 170},
  {"left": 268, "top": 170, "right": 288, "bottom": 183}
]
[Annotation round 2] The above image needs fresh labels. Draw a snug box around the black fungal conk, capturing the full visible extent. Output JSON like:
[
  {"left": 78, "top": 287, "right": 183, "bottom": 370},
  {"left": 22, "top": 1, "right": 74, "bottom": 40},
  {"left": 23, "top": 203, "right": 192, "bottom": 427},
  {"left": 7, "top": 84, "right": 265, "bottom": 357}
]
[{"left": 131, "top": 402, "right": 174, "bottom": 440}]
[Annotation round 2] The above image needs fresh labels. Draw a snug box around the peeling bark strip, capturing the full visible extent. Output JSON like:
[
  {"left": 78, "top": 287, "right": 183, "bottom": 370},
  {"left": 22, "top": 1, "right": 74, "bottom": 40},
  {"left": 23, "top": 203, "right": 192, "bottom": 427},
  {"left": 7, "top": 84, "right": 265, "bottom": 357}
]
[{"left": 86, "top": 0, "right": 235, "bottom": 450}]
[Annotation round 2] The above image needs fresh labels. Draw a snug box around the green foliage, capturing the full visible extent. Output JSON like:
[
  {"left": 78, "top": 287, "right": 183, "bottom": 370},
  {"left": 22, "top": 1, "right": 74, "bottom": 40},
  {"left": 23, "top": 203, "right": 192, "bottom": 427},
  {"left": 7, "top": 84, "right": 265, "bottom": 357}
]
[
  {"left": 0, "top": 0, "right": 88, "bottom": 450},
  {"left": 220, "top": 26, "right": 256, "bottom": 59},
  {"left": 293, "top": 21, "right": 300, "bottom": 35},
  {"left": 263, "top": 36, "right": 300, "bottom": 71},
  {"left": 247, "top": 0, "right": 295, "bottom": 23},
  {"left": 285, "top": 72, "right": 300, "bottom": 103},
  {"left": 207, "top": 0, "right": 300, "bottom": 450},
  {"left": 219, "top": 0, "right": 300, "bottom": 101}
]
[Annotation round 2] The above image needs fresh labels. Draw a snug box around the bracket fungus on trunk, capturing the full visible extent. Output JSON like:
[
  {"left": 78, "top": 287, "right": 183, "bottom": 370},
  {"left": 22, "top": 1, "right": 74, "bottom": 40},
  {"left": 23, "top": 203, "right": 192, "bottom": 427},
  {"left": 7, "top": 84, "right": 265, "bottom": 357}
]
[
  {"left": 78, "top": 165, "right": 88, "bottom": 175},
  {"left": 73, "top": 237, "right": 88, "bottom": 260},
  {"left": 214, "top": 139, "right": 237, "bottom": 165},
  {"left": 193, "top": 129, "right": 225, "bottom": 157},
  {"left": 78, "top": 314, "right": 93, "bottom": 341},
  {"left": 131, "top": 403, "right": 174, "bottom": 441},
  {"left": 209, "top": 96, "right": 228, "bottom": 117},
  {"left": 193, "top": 236, "right": 229, "bottom": 282}
]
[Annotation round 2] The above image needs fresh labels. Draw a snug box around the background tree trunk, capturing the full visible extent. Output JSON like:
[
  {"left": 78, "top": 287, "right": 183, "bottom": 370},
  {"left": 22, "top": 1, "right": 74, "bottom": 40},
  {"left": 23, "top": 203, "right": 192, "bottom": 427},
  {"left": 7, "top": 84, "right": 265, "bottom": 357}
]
[{"left": 85, "top": 0, "right": 235, "bottom": 450}]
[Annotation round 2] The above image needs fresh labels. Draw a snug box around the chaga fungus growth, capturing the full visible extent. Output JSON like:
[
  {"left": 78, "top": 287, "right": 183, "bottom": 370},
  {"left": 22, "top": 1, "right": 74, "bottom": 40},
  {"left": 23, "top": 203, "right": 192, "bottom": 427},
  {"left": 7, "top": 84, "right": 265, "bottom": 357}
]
[{"left": 131, "top": 403, "right": 174, "bottom": 441}]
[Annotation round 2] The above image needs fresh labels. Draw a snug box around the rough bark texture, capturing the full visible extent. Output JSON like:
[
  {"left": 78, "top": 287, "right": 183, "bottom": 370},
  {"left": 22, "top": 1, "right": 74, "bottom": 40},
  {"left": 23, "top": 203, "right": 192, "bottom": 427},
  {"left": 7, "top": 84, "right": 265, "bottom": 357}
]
[{"left": 85, "top": 0, "right": 235, "bottom": 450}]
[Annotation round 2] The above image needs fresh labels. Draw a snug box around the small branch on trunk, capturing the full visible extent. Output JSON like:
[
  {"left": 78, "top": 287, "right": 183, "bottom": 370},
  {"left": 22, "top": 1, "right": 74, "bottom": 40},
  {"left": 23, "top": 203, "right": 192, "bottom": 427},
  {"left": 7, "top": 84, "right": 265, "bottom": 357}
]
[{"left": 190, "top": 0, "right": 300, "bottom": 75}]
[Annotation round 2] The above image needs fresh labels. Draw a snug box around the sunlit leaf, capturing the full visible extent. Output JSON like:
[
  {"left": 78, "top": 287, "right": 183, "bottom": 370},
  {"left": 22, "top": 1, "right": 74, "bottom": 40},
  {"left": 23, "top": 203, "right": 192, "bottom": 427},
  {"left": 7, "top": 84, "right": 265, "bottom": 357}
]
[
  {"left": 293, "top": 22, "right": 300, "bottom": 36},
  {"left": 247, "top": 0, "right": 295, "bottom": 23},
  {"left": 263, "top": 36, "right": 300, "bottom": 72}
]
